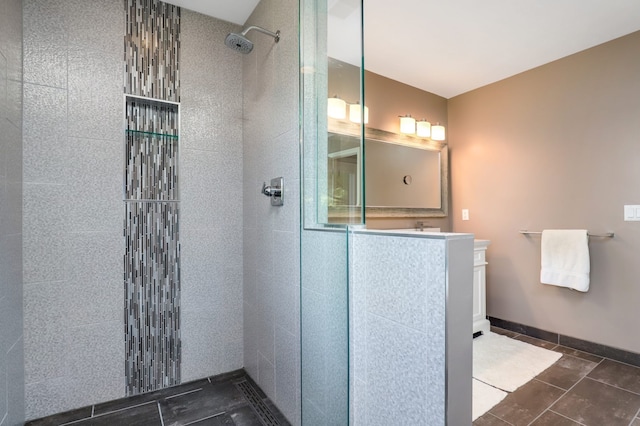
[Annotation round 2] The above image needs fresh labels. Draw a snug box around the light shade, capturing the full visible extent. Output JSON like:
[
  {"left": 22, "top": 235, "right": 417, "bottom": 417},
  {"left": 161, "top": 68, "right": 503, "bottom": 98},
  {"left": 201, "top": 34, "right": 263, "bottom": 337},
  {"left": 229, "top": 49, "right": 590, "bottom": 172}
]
[
  {"left": 328, "top": 96, "right": 347, "bottom": 119},
  {"left": 400, "top": 115, "right": 415, "bottom": 134},
  {"left": 349, "top": 103, "right": 369, "bottom": 124},
  {"left": 431, "top": 123, "right": 446, "bottom": 141},
  {"left": 416, "top": 120, "right": 431, "bottom": 138}
]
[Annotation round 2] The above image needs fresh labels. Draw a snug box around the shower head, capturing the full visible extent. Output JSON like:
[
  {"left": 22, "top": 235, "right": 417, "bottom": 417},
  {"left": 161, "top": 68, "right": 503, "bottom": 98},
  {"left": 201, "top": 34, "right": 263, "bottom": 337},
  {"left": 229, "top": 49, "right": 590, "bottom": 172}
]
[
  {"left": 225, "top": 32, "right": 254, "bottom": 54},
  {"left": 224, "top": 25, "right": 280, "bottom": 54}
]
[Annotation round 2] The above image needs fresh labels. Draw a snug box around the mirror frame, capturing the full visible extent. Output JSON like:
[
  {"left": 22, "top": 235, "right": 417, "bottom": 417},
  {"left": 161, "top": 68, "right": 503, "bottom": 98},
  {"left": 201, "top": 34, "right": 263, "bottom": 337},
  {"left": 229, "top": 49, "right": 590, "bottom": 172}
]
[{"left": 327, "top": 119, "right": 449, "bottom": 220}]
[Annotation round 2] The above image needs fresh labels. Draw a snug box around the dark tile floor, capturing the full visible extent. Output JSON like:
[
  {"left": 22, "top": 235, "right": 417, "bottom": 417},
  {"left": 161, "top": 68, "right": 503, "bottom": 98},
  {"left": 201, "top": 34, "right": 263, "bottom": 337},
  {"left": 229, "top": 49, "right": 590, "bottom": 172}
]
[
  {"left": 25, "top": 369, "right": 290, "bottom": 426},
  {"left": 475, "top": 327, "right": 640, "bottom": 426}
]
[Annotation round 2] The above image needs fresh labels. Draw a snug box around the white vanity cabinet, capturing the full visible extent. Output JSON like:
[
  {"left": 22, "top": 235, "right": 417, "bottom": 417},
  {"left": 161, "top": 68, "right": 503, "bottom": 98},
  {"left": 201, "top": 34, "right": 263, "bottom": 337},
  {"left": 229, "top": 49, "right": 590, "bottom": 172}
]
[{"left": 473, "top": 240, "right": 491, "bottom": 335}]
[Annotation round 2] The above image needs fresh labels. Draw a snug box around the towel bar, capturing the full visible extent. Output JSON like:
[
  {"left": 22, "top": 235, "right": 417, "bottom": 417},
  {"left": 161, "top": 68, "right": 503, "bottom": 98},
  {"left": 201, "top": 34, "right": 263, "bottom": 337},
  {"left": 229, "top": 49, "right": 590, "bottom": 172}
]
[{"left": 519, "top": 230, "right": 614, "bottom": 238}]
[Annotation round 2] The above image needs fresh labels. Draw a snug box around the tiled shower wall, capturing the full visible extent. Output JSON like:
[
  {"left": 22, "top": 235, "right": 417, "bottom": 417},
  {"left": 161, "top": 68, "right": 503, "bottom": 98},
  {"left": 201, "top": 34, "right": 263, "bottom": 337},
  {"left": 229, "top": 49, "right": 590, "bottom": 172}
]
[
  {"left": 241, "top": 0, "right": 301, "bottom": 424},
  {"left": 0, "top": 0, "right": 24, "bottom": 424},
  {"left": 22, "top": 0, "right": 244, "bottom": 420}
]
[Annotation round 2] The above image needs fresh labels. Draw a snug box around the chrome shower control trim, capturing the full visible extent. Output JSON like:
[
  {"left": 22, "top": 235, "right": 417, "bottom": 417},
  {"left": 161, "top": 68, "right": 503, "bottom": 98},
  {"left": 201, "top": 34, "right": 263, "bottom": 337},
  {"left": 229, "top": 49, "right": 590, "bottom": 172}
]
[{"left": 261, "top": 177, "right": 284, "bottom": 206}]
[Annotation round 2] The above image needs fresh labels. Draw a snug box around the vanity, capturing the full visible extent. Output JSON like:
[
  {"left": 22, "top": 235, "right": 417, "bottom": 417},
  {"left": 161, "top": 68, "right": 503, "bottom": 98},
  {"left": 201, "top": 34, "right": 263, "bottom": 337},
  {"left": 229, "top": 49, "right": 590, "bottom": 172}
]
[{"left": 473, "top": 240, "right": 491, "bottom": 335}]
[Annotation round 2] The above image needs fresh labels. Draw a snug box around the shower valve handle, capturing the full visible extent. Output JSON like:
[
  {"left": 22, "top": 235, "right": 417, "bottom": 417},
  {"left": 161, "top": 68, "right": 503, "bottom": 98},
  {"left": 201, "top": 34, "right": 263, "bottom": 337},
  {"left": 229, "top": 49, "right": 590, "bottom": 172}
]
[
  {"left": 261, "top": 177, "right": 284, "bottom": 206},
  {"left": 262, "top": 182, "right": 281, "bottom": 198}
]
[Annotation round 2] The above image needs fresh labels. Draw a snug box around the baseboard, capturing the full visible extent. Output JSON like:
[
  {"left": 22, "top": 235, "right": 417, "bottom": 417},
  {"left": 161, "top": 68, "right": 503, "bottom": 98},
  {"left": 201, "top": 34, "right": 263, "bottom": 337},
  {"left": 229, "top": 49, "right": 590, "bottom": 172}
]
[{"left": 488, "top": 316, "right": 640, "bottom": 368}]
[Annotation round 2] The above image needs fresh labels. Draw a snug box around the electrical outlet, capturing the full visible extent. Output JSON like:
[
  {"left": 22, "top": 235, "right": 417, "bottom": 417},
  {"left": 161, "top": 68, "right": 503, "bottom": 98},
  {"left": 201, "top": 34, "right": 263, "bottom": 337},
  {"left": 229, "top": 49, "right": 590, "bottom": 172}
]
[{"left": 462, "top": 209, "right": 470, "bottom": 221}]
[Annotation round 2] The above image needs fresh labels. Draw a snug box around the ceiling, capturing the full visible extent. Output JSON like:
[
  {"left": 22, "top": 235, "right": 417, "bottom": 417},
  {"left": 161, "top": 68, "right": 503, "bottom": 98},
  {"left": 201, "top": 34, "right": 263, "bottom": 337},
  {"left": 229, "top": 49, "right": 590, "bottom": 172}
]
[
  {"left": 166, "top": 0, "right": 640, "bottom": 99},
  {"left": 161, "top": 0, "right": 260, "bottom": 26}
]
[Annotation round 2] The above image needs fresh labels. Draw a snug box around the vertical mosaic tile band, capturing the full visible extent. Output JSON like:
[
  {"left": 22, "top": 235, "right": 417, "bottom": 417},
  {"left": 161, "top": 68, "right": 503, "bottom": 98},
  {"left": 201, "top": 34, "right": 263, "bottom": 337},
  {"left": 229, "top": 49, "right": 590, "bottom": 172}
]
[
  {"left": 124, "top": 0, "right": 181, "bottom": 396},
  {"left": 125, "top": 201, "right": 181, "bottom": 395},
  {"left": 125, "top": 0, "right": 180, "bottom": 102},
  {"left": 124, "top": 98, "right": 181, "bottom": 395}
]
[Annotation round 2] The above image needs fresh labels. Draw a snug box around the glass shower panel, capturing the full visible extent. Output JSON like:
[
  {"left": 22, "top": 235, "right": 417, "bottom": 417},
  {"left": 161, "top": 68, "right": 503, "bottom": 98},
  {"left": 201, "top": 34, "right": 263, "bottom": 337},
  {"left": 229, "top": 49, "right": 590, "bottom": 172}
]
[
  {"left": 304, "top": 0, "right": 364, "bottom": 226},
  {"left": 300, "top": 0, "right": 363, "bottom": 424},
  {"left": 300, "top": 228, "right": 350, "bottom": 425}
]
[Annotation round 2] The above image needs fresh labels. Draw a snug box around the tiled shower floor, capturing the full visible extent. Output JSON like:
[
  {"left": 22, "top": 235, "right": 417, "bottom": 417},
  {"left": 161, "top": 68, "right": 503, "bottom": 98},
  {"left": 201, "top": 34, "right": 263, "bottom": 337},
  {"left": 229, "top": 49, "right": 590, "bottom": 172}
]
[
  {"left": 26, "top": 370, "right": 291, "bottom": 426},
  {"left": 475, "top": 327, "right": 640, "bottom": 426}
]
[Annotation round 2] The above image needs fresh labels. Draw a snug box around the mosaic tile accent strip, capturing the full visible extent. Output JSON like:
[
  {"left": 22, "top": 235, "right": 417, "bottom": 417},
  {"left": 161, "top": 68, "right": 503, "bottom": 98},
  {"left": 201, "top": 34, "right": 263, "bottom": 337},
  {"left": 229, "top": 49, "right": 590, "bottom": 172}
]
[
  {"left": 124, "top": 0, "right": 181, "bottom": 393},
  {"left": 125, "top": 98, "right": 179, "bottom": 201},
  {"left": 124, "top": 201, "right": 181, "bottom": 395},
  {"left": 125, "top": 0, "right": 180, "bottom": 102}
]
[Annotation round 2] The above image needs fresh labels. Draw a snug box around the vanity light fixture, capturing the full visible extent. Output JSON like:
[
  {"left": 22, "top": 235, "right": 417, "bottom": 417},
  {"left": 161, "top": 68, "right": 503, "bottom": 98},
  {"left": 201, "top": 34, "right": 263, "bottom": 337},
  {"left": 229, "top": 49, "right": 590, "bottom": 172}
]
[
  {"left": 416, "top": 119, "right": 431, "bottom": 138},
  {"left": 327, "top": 95, "right": 347, "bottom": 119},
  {"left": 349, "top": 103, "right": 369, "bottom": 124},
  {"left": 431, "top": 123, "right": 446, "bottom": 141},
  {"left": 399, "top": 114, "right": 416, "bottom": 134}
]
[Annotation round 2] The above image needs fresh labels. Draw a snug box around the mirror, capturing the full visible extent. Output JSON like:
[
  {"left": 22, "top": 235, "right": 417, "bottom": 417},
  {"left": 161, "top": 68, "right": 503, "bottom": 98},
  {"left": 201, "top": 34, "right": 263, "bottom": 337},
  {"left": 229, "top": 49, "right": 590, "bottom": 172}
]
[
  {"left": 325, "top": 56, "right": 449, "bottom": 224},
  {"left": 327, "top": 120, "right": 448, "bottom": 222}
]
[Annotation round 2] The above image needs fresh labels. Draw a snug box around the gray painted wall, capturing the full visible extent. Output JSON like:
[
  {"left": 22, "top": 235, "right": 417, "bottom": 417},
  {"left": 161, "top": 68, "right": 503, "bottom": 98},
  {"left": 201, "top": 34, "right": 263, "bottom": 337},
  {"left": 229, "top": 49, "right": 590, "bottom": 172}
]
[
  {"left": 241, "top": 0, "right": 301, "bottom": 424},
  {"left": 0, "top": 0, "right": 24, "bottom": 424},
  {"left": 23, "top": 0, "right": 244, "bottom": 419},
  {"left": 449, "top": 31, "right": 640, "bottom": 354}
]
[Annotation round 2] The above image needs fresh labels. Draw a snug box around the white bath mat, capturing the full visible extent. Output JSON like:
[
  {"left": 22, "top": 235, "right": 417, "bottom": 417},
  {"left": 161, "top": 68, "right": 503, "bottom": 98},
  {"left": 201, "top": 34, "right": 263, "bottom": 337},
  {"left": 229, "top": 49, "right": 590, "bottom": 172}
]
[
  {"left": 472, "top": 379, "right": 507, "bottom": 421},
  {"left": 472, "top": 331, "right": 562, "bottom": 419}
]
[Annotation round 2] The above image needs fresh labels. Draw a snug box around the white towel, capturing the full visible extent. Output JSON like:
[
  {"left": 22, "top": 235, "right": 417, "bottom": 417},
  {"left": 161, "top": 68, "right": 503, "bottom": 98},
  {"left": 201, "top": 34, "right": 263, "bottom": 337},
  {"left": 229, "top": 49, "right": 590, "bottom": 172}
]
[{"left": 540, "top": 229, "right": 590, "bottom": 292}]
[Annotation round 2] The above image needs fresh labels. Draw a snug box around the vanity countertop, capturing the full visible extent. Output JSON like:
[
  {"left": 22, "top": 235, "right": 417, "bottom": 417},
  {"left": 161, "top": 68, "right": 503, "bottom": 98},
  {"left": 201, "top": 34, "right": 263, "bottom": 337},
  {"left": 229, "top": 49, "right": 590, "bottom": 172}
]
[{"left": 355, "top": 228, "right": 474, "bottom": 240}]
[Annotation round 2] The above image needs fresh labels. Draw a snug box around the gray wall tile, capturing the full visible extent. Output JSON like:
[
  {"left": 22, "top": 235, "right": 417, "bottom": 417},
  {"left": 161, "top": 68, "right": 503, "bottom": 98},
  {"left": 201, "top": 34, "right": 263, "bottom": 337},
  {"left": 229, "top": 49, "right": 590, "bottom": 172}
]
[
  {"left": 365, "top": 313, "right": 431, "bottom": 426},
  {"left": 23, "top": 46, "right": 67, "bottom": 89},
  {"left": 243, "top": 304, "right": 259, "bottom": 379},
  {"left": 275, "top": 327, "right": 300, "bottom": 425},
  {"left": 2, "top": 234, "right": 23, "bottom": 347},
  {"left": 23, "top": 183, "right": 66, "bottom": 283},
  {"left": 4, "top": 123, "right": 21, "bottom": 185},
  {"left": 180, "top": 148, "right": 243, "bottom": 232},
  {"left": 181, "top": 309, "right": 243, "bottom": 383},
  {"left": 64, "top": 0, "right": 124, "bottom": 56},
  {"left": 25, "top": 377, "right": 76, "bottom": 421},
  {"left": 65, "top": 137, "right": 121, "bottom": 233},
  {"left": 363, "top": 235, "right": 429, "bottom": 331},
  {"left": 22, "top": 84, "right": 67, "bottom": 184},
  {"left": 0, "top": 56, "right": 6, "bottom": 124},
  {"left": 23, "top": 0, "right": 67, "bottom": 88},
  {"left": 65, "top": 321, "right": 123, "bottom": 408},
  {"left": 5, "top": 79, "right": 22, "bottom": 127},
  {"left": 300, "top": 286, "right": 328, "bottom": 414},
  {"left": 23, "top": 281, "right": 69, "bottom": 383},
  {"left": 0, "top": 341, "right": 6, "bottom": 418},
  {"left": 272, "top": 231, "right": 300, "bottom": 335},
  {"left": 63, "top": 232, "right": 122, "bottom": 326},
  {"left": 2, "top": 182, "right": 22, "bottom": 243},
  {"left": 0, "top": 0, "right": 22, "bottom": 82},
  {"left": 0, "top": 0, "right": 23, "bottom": 423},
  {"left": 7, "top": 337, "right": 25, "bottom": 425},
  {"left": 67, "top": 48, "right": 121, "bottom": 140},
  {"left": 258, "top": 351, "right": 275, "bottom": 397},
  {"left": 180, "top": 105, "right": 242, "bottom": 153}
]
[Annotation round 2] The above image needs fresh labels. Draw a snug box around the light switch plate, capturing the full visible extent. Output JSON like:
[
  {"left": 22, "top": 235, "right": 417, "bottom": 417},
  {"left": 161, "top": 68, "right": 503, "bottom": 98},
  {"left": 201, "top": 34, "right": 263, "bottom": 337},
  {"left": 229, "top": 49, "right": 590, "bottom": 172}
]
[{"left": 624, "top": 205, "right": 640, "bottom": 221}]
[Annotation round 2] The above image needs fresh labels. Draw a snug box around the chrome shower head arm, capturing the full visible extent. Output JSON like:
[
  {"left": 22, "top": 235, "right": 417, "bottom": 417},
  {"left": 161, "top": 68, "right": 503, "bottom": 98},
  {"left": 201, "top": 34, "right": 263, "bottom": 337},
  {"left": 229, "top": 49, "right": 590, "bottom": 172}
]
[{"left": 241, "top": 25, "right": 280, "bottom": 43}]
